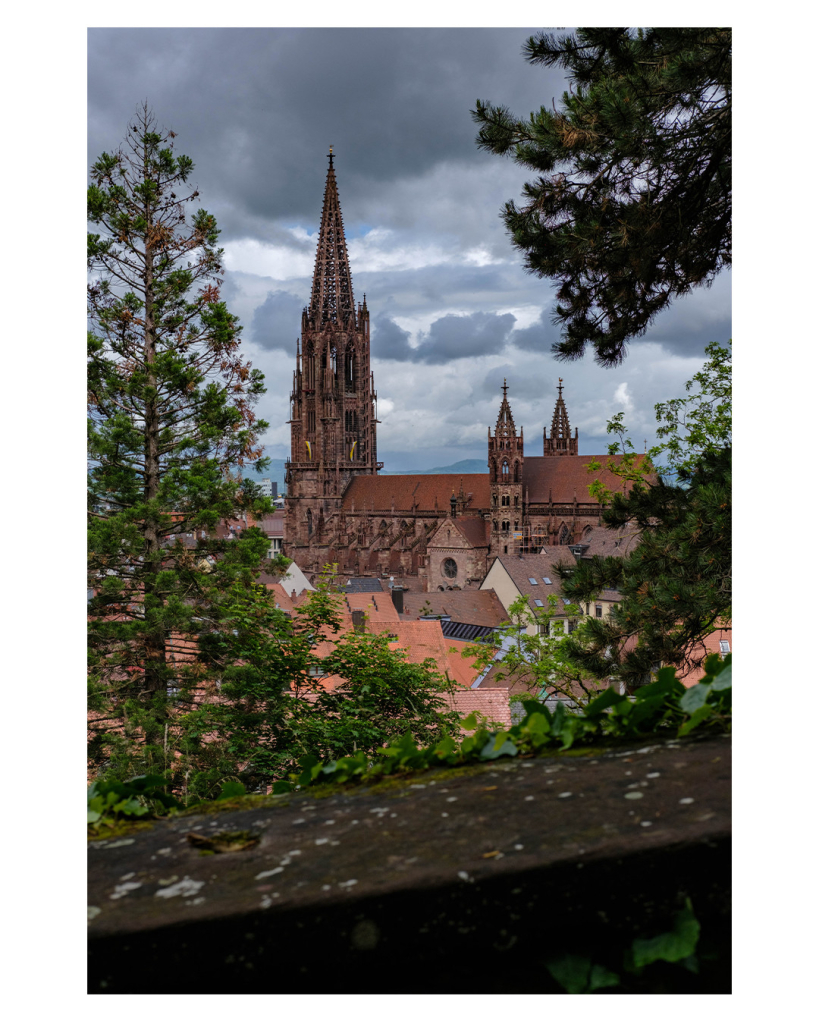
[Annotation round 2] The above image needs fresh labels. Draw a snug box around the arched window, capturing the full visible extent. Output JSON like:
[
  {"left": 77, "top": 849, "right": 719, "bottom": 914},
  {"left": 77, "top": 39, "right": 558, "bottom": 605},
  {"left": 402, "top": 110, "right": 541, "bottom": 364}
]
[
  {"left": 502, "top": 520, "right": 510, "bottom": 533},
  {"left": 502, "top": 461, "right": 509, "bottom": 479},
  {"left": 501, "top": 494, "right": 510, "bottom": 507},
  {"left": 514, "top": 494, "right": 519, "bottom": 507},
  {"left": 559, "top": 523, "right": 571, "bottom": 545}
]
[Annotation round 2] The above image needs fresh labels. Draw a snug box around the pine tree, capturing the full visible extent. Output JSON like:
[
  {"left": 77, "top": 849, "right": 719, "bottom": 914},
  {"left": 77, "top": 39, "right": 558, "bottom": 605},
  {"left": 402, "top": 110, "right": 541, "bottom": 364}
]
[
  {"left": 87, "top": 105, "right": 272, "bottom": 778},
  {"left": 472, "top": 28, "right": 731, "bottom": 366},
  {"left": 555, "top": 447, "right": 731, "bottom": 688}
]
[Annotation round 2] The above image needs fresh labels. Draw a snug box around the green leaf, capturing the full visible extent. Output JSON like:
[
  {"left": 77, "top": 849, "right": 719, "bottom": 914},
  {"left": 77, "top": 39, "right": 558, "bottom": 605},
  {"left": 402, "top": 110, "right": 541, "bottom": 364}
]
[
  {"left": 547, "top": 954, "right": 619, "bottom": 993},
  {"left": 680, "top": 683, "right": 712, "bottom": 714},
  {"left": 710, "top": 662, "right": 732, "bottom": 692},
  {"left": 677, "top": 704, "right": 713, "bottom": 737},
  {"left": 583, "top": 687, "right": 628, "bottom": 717},
  {"left": 271, "top": 780, "right": 292, "bottom": 794},
  {"left": 631, "top": 900, "right": 700, "bottom": 968},
  {"left": 459, "top": 712, "right": 478, "bottom": 731}
]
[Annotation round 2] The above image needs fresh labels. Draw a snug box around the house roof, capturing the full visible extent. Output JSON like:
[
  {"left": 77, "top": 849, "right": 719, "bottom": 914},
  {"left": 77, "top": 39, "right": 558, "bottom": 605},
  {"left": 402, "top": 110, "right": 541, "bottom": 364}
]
[
  {"left": 401, "top": 588, "right": 508, "bottom": 628},
  {"left": 258, "top": 514, "right": 285, "bottom": 537},
  {"left": 338, "top": 577, "right": 386, "bottom": 593},
  {"left": 522, "top": 454, "right": 652, "bottom": 504},
  {"left": 343, "top": 592, "right": 400, "bottom": 622},
  {"left": 342, "top": 474, "right": 491, "bottom": 513},
  {"left": 487, "top": 548, "right": 579, "bottom": 615},
  {"left": 441, "top": 688, "right": 512, "bottom": 731},
  {"left": 575, "top": 523, "right": 642, "bottom": 558},
  {"left": 441, "top": 621, "right": 497, "bottom": 642}
]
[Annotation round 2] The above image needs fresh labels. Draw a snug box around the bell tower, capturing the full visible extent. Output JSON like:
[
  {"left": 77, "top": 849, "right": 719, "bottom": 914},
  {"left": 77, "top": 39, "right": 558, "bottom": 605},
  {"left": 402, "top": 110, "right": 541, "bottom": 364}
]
[
  {"left": 285, "top": 150, "right": 381, "bottom": 562},
  {"left": 488, "top": 380, "right": 524, "bottom": 554},
  {"left": 543, "top": 378, "right": 578, "bottom": 456}
]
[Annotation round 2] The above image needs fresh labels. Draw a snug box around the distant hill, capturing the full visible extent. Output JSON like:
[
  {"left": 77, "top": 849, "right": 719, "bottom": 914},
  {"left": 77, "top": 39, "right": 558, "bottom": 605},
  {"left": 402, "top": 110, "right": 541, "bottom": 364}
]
[
  {"left": 239, "top": 456, "right": 489, "bottom": 492},
  {"left": 382, "top": 459, "right": 488, "bottom": 476}
]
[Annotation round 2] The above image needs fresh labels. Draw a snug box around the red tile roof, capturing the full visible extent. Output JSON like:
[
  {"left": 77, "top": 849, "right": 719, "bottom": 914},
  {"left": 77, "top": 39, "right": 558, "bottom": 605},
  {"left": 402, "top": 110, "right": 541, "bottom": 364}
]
[
  {"left": 441, "top": 688, "right": 512, "bottom": 731},
  {"left": 523, "top": 454, "right": 653, "bottom": 504},
  {"left": 342, "top": 474, "right": 491, "bottom": 513},
  {"left": 451, "top": 516, "right": 491, "bottom": 548},
  {"left": 401, "top": 589, "right": 508, "bottom": 628}
]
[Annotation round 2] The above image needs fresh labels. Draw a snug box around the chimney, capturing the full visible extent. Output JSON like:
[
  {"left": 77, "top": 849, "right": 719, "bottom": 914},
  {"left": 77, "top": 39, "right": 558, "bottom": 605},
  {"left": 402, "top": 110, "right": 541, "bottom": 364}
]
[
  {"left": 352, "top": 609, "right": 366, "bottom": 633},
  {"left": 391, "top": 586, "right": 404, "bottom": 614}
]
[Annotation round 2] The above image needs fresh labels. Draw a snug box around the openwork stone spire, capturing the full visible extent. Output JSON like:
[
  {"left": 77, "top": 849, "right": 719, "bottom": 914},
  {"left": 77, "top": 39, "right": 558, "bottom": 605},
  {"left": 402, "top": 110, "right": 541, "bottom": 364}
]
[
  {"left": 308, "top": 148, "right": 356, "bottom": 328},
  {"left": 495, "top": 378, "right": 517, "bottom": 437},
  {"left": 543, "top": 378, "right": 578, "bottom": 456}
]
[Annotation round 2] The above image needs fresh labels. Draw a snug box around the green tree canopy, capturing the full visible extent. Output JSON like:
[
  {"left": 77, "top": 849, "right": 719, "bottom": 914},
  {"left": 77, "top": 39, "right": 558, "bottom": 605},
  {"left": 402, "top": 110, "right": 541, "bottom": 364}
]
[{"left": 472, "top": 28, "right": 731, "bottom": 366}]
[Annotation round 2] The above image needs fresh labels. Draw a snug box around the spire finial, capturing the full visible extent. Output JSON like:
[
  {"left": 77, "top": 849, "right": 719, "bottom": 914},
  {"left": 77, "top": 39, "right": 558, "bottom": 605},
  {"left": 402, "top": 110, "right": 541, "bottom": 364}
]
[
  {"left": 557, "top": 377, "right": 563, "bottom": 398},
  {"left": 328, "top": 145, "right": 334, "bottom": 167},
  {"left": 502, "top": 378, "right": 508, "bottom": 399}
]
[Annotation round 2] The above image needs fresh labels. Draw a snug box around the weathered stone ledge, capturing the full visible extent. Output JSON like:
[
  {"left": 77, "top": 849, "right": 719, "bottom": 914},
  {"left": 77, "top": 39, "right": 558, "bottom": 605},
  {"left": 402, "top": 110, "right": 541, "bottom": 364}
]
[{"left": 88, "top": 733, "right": 731, "bottom": 993}]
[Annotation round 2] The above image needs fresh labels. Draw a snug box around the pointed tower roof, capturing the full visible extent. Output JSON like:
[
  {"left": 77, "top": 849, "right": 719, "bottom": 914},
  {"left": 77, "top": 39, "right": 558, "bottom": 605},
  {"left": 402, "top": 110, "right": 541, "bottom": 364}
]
[
  {"left": 543, "top": 378, "right": 579, "bottom": 456},
  {"left": 308, "top": 148, "right": 355, "bottom": 328},
  {"left": 494, "top": 378, "right": 517, "bottom": 436},
  {"left": 550, "top": 379, "right": 571, "bottom": 440}
]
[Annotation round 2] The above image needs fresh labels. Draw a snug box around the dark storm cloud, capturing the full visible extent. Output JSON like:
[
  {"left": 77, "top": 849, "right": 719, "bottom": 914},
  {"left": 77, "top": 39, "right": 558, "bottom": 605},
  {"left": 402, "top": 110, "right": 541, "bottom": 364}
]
[
  {"left": 414, "top": 311, "right": 516, "bottom": 364},
  {"left": 251, "top": 290, "right": 306, "bottom": 351},
  {"left": 477, "top": 363, "right": 558, "bottom": 403},
  {"left": 357, "top": 263, "right": 530, "bottom": 321},
  {"left": 509, "top": 307, "right": 562, "bottom": 353},
  {"left": 372, "top": 314, "right": 413, "bottom": 362},
  {"left": 637, "top": 271, "right": 733, "bottom": 357},
  {"left": 87, "top": 27, "right": 557, "bottom": 238}
]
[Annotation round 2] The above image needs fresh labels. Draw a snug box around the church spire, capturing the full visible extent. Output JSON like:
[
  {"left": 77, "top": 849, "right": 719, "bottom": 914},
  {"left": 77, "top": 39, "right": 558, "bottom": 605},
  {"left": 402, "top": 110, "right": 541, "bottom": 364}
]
[
  {"left": 308, "top": 148, "right": 355, "bottom": 328},
  {"left": 543, "top": 378, "right": 578, "bottom": 456},
  {"left": 495, "top": 378, "right": 518, "bottom": 435}
]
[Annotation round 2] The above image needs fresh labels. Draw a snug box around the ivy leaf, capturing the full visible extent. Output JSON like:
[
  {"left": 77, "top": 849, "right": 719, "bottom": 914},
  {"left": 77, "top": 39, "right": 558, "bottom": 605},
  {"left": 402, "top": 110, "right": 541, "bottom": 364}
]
[
  {"left": 547, "top": 954, "right": 619, "bottom": 993},
  {"left": 631, "top": 900, "right": 700, "bottom": 968}
]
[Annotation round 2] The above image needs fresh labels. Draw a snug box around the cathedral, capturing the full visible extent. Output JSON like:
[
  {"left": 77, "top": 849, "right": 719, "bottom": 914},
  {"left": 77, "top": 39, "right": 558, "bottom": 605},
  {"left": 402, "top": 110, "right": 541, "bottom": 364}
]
[{"left": 284, "top": 154, "right": 637, "bottom": 591}]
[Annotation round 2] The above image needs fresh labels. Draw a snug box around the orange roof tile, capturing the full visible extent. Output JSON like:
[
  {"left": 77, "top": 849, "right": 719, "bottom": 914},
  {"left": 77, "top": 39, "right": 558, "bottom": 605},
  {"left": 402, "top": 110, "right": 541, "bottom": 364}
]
[{"left": 441, "top": 688, "right": 512, "bottom": 731}]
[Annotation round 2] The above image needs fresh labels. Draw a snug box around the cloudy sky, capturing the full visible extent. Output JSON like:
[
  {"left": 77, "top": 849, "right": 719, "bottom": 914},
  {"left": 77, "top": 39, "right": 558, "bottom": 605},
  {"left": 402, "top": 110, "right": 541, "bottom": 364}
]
[{"left": 88, "top": 27, "right": 731, "bottom": 473}]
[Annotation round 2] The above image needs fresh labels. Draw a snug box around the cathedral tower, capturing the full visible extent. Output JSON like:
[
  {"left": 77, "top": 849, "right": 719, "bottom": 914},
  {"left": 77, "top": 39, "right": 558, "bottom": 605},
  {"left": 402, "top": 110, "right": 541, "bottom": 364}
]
[
  {"left": 285, "top": 151, "right": 380, "bottom": 561},
  {"left": 488, "top": 380, "right": 524, "bottom": 554},
  {"left": 543, "top": 378, "right": 578, "bottom": 456}
]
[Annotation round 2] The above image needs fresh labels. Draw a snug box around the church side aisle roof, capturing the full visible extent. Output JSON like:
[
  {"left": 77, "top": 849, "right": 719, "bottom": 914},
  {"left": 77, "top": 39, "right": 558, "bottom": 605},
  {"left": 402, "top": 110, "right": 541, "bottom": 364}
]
[{"left": 342, "top": 474, "right": 491, "bottom": 512}]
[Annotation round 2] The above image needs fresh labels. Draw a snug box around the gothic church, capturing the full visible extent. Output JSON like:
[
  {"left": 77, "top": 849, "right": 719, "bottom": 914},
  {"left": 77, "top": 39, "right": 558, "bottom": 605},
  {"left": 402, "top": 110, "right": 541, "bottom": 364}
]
[{"left": 284, "top": 154, "right": 637, "bottom": 591}]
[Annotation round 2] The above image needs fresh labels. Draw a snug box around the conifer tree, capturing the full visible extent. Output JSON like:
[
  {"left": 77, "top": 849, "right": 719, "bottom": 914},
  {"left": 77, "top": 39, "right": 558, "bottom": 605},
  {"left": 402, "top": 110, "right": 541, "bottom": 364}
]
[
  {"left": 87, "top": 105, "right": 272, "bottom": 777},
  {"left": 472, "top": 28, "right": 731, "bottom": 366}
]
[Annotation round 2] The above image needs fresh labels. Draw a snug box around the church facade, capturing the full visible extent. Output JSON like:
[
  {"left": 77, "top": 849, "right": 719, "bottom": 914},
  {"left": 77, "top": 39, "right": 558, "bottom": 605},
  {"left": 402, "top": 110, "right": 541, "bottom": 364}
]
[{"left": 284, "top": 155, "right": 640, "bottom": 591}]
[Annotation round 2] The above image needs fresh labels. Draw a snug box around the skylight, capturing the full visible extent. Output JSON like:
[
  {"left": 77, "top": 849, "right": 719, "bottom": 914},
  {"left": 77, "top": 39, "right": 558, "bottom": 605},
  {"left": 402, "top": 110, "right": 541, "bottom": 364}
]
[
  {"left": 542, "top": 576, "right": 552, "bottom": 585},
  {"left": 528, "top": 577, "right": 538, "bottom": 585},
  {"left": 534, "top": 599, "right": 544, "bottom": 607}
]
